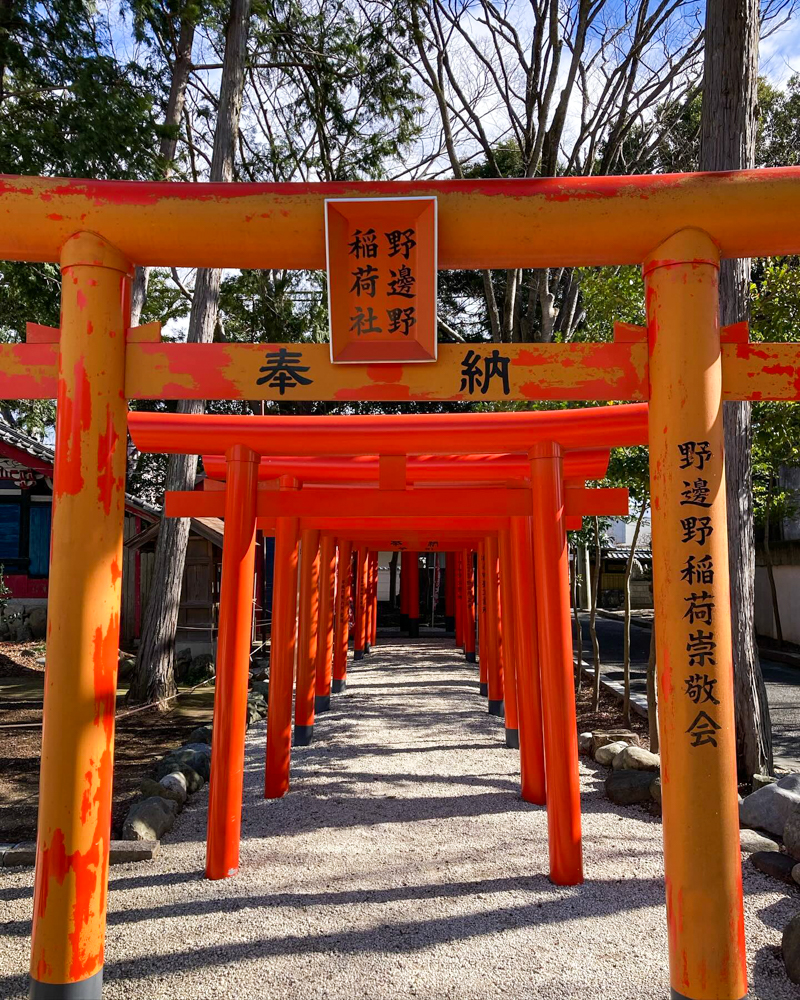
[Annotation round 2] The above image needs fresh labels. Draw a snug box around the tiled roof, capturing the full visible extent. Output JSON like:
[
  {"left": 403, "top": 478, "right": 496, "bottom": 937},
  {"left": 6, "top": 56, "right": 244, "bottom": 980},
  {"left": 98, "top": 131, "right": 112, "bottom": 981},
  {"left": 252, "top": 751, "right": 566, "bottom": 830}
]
[{"left": 0, "top": 418, "right": 160, "bottom": 519}]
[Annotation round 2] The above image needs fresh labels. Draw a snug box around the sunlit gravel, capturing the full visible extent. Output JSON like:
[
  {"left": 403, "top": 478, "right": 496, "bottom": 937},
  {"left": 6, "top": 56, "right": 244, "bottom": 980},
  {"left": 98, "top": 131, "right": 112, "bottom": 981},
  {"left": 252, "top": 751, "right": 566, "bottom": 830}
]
[{"left": 1, "top": 638, "right": 796, "bottom": 999}]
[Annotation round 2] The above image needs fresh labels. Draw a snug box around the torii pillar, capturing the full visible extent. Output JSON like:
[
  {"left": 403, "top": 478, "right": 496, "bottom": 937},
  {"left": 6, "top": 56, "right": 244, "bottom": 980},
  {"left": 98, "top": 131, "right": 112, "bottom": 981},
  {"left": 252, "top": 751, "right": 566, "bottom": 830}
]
[{"left": 645, "top": 229, "right": 745, "bottom": 1000}]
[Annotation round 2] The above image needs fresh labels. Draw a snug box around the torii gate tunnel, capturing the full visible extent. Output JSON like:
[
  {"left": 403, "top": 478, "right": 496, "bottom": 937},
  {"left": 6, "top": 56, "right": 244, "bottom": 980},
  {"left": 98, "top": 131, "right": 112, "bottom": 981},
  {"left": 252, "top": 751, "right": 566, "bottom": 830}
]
[{"left": 3, "top": 168, "right": 800, "bottom": 999}]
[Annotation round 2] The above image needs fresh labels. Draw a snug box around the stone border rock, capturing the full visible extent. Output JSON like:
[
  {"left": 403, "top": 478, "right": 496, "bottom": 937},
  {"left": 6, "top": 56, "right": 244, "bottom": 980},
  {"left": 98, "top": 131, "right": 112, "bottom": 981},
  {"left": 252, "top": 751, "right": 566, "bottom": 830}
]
[
  {"left": 118, "top": 689, "right": 267, "bottom": 844},
  {"left": 579, "top": 729, "right": 661, "bottom": 812},
  {"left": 2, "top": 840, "right": 159, "bottom": 866},
  {"left": 2, "top": 687, "right": 268, "bottom": 868}
]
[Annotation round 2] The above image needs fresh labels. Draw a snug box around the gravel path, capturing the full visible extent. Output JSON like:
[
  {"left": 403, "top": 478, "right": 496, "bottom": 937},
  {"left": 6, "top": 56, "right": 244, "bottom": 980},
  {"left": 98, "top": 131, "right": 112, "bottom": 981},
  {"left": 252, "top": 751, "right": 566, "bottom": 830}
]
[{"left": 1, "top": 638, "right": 798, "bottom": 998}]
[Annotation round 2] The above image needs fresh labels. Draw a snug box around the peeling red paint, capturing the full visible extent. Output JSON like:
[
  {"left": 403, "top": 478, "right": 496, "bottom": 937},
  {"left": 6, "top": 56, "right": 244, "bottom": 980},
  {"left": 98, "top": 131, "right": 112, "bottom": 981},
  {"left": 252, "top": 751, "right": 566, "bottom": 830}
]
[
  {"left": 96, "top": 406, "right": 120, "bottom": 516},
  {"left": 53, "top": 360, "right": 90, "bottom": 498},
  {"left": 93, "top": 614, "right": 118, "bottom": 747},
  {"left": 366, "top": 364, "right": 403, "bottom": 383},
  {"left": 80, "top": 770, "right": 93, "bottom": 824}
]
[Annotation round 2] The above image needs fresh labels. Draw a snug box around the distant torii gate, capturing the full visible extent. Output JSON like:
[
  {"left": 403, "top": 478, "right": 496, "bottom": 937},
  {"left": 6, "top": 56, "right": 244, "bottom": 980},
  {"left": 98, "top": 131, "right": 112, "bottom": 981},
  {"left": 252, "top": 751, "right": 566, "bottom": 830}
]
[
  {"left": 2, "top": 169, "right": 800, "bottom": 999},
  {"left": 146, "top": 411, "right": 633, "bottom": 880}
]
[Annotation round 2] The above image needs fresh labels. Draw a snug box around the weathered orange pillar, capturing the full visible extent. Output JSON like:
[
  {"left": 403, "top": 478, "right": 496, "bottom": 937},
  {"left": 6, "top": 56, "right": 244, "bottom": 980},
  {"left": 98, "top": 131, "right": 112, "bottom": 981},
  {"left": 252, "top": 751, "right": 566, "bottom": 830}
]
[
  {"left": 498, "top": 529, "right": 520, "bottom": 749},
  {"left": 354, "top": 546, "right": 368, "bottom": 660},
  {"left": 332, "top": 540, "right": 352, "bottom": 693},
  {"left": 454, "top": 550, "right": 464, "bottom": 650},
  {"left": 29, "top": 233, "right": 131, "bottom": 1000},
  {"left": 445, "top": 552, "right": 456, "bottom": 633},
  {"left": 206, "top": 446, "right": 258, "bottom": 880},
  {"left": 265, "top": 515, "right": 299, "bottom": 799},
  {"left": 315, "top": 535, "right": 337, "bottom": 712},
  {"left": 407, "top": 551, "right": 420, "bottom": 638},
  {"left": 462, "top": 550, "right": 476, "bottom": 663},
  {"left": 364, "top": 550, "right": 376, "bottom": 653},
  {"left": 644, "top": 229, "right": 746, "bottom": 1000},
  {"left": 485, "top": 535, "right": 504, "bottom": 717},
  {"left": 477, "top": 541, "right": 488, "bottom": 696},
  {"left": 370, "top": 552, "right": 379, "bottom": 648},
  {"left": 530, "top": 442, "right": 583, "bottom": 886},
  {"left": 510, "top": 516, "right": 546, "bottom": 804},
  {"left": 294, "top": 528, "right": 320, "bottom": 746}
]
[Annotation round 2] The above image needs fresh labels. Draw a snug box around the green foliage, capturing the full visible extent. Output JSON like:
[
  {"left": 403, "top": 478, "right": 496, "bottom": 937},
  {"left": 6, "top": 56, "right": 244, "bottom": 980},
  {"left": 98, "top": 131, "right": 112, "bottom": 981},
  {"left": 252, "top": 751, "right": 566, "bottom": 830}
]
[
  {"left": 245, "top": 0, "right": 421, "bottom": 182},
  {"left": 0, "top": 563, "right": 11, "bottom": 614},
  {"left": 0, "top": 0, "right": 169, "bottom": 436},
  {"left": 0, "top": 0, "right": 166, "bottom": 179},
  {"left": 572, "top": 266, "right": 645, "bottom": 344}
]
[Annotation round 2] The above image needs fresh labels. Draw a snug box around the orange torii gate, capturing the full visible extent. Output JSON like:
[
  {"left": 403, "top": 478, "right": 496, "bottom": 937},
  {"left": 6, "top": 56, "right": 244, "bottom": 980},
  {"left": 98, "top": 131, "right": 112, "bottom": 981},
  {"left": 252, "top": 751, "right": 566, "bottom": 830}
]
[
  {"left": 2, "top": 169, "right": 800, "bottom": 999},
  {"left": 152, "top": 426, "right": 630, "bottom": 878}
]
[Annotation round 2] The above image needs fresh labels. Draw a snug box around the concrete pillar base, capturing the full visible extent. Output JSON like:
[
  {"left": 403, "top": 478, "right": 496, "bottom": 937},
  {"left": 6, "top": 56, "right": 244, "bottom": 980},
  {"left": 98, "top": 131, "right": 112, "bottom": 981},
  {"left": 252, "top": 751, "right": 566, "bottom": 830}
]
[
  {"left": 505, "top": 728, "right": 520, "bottom": 749},
  {"left": 332, "top": 678, "right": 346, "bottom": 694},
  {"left": 488, "top": 699, "right": 504, "bottom": 718},
  {"left": 479, "top": 682, "right": 488, "bottom": 696},
  {"left": 314, "top": 695, "right": 331, "bottom": 713},
  {"left": 408, "top": 621, "right": 420, "bottom": 638},
  {"left": 293, "top": 724, "right": 313, "bottom": 746},
  {"left": 365, "top": 643, "right": 371, "bottom": 655},
  {"left": 465, "top": 651, "right": 476, "bottom": 663},
  {"left": 30, "top": 970, "right": 103, "bottom": 999},
  {"left": 445, "top": 615, "right": 456, "bottom": 633},
  {"left": 354, "top": 649, "right": 364, "bottom": 661},
  {"left": 399, "top": 613, "right": 408, "bottom": 631}
]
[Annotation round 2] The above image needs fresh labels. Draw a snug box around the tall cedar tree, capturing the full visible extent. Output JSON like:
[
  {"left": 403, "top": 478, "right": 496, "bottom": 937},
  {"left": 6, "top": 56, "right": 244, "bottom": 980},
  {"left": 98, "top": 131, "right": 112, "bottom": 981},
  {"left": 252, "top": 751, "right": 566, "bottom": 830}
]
[{"left": 699, "top": 0, "right": 773, "bottom": 779}]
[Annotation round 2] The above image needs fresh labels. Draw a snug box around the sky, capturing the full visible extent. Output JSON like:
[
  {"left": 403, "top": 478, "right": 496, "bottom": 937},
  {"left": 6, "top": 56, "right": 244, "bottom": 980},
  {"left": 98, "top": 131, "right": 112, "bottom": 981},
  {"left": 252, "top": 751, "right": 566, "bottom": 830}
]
[{"left": 761, "top": 12, "right": 800, "bottom": 85}]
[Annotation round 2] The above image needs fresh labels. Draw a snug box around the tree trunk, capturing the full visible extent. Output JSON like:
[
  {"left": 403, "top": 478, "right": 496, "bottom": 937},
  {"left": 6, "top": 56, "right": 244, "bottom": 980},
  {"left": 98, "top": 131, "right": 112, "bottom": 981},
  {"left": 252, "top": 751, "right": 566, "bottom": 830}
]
[
  {"left": 699, "top": 0, "right": 773, "bottom": 778},
  {"left": 128, "top": 0, "right": 252, "bottom": 707},
  {"left": 572, "top": 548, "right": 583, "bottom": 694},
  {"left": 646, "top": 622, "right": 659, "bottom": 753},
  {"left": 622, "top": 503, "right": 646, "bottom": 728},
  {"left": 763, "top": 474, "right": 783, "bottom": 646},
  {"left": 590, "top": 517, "right": 602, "bottom": 712},
  {"left": 130, "top": 14, "right": 196, "bottom": 327}
]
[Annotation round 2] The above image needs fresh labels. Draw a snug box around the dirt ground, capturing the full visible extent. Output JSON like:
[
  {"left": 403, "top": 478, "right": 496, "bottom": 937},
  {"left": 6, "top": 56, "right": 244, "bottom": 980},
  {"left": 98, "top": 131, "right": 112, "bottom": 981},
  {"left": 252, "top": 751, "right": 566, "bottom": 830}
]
[{"left": 0, "top": 641, "right": 214, "bottom": 843}]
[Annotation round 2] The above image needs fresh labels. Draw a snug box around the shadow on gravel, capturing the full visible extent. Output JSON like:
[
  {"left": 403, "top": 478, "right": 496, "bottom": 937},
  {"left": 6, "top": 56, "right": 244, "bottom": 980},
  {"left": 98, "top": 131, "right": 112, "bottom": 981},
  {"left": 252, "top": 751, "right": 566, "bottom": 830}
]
[
  {"left": 0, "top": 875, "right": 667, "bottom": 993},
  {"left": 751, "top": 943, "right": 792, "bottom": 997}
]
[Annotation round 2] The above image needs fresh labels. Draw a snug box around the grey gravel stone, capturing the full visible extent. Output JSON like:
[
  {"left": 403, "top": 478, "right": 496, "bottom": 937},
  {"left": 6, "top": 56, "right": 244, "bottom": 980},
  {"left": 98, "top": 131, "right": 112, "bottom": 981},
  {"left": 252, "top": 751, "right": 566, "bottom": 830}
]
[
  {"left": 139, "top": 777, "right": 184, "bottom": 808},
  {"left": 578, "top": 732, "right": 593, "bottom": 754},
  {"left": 650, "top": 775, "right": 661, "bottom": 805},
  {"left": 591, "top": 730, "right": 639, "bottom": 755},
  {"left": 740, "top": 774, "right": 800, "bottom": 836},
  {"left": 605, "top": 769, "right": 654, "bottom": 806},
  {"left": 750, "top": 850, "right": 798, "bottom": 885},
  {"left": 612, "top": 746, "right": 660, "bottom": 771},
  {"left": 122, "top": 797, "right": 179, "bottom": 841},
  {"left": 783, "top": 912, "right": 800, "bottom": 983},
  {"left": 153, "top": 758, "right": 204, "bottom": 793},
  {"left": 159, "top": 748, "right": 210, "bottom": 781},
  {"left": 784, "top": 804, "right": 800, "bottom": 860},
  {"left": 753, "top": 773, "right": 777, "bottom": 792},
  {"left": 740, "top": 828, "right": 782, "bottom": 855},
  {"left": 594, "top": 740, "right": 629, "bottom": 766},
  {"left": 187, "top": 725, "right": 213, "bottom": 745},
  {"left": 3, "top": 841, "right": 159, "bottom": 866}
]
